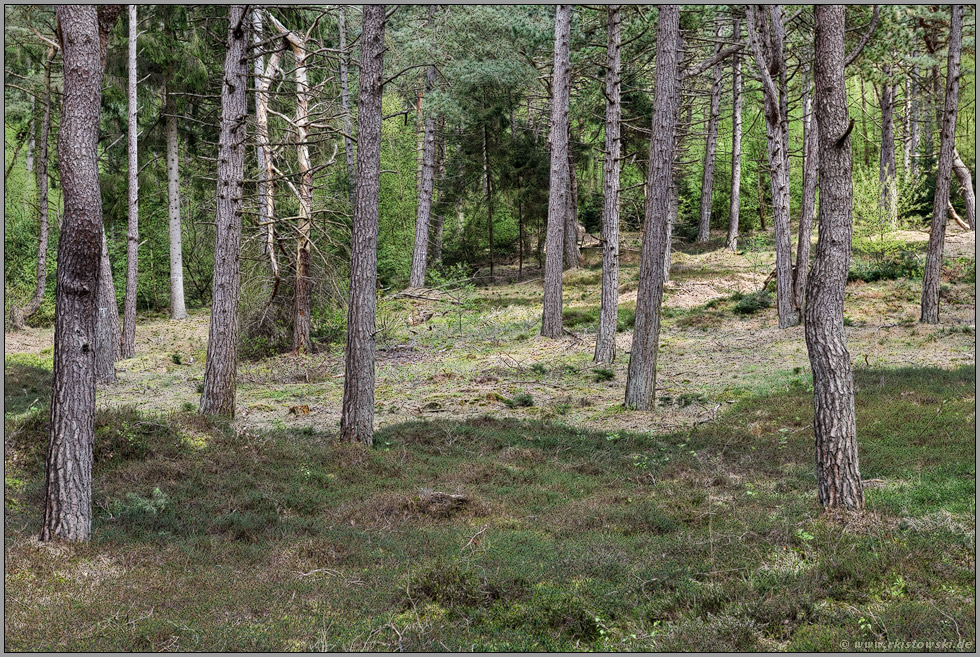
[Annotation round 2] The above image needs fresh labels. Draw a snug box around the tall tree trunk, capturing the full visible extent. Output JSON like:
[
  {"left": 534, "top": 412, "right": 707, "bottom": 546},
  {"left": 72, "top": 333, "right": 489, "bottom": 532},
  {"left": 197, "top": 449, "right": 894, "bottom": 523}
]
[
  {"left": 795, "top": 70, "right": 818, "bottom": 309},
  {"left": 12, "top": 47, "right": 55, "bottom": 329},
  {"left": 165, "top": 87, "right": 188, "bottom": 319},
  {"left": 409, "top": 10, "right": 439, "bottom": 289},
  {"left": 807, "top": 4, "right": 864, "bottom": 511},
  {"left": 340, "top": 4, "right": 385, "bottom": 445},
  {"left": 26, "top": 96, "right": 35, "bottom": 176},
  {"left": 564, "top": 146, "right": 581, "bottom": 269},
  {"left": 541, "top": 4, "right": 572, "bottom": 338},
  {"left": 42, "top": 4, "right": 122, "bottom": 543},
  {"left": 199, "top": 5, "right": 249, "bottom": 416},
  {"left": 95, "top": 227, "right": 120, "bottom": 383},
  {"left": 726, "top": 20, "right": 742, "bottom": 252},
  {"left": 253, "top": 9, "right": 268, "bottom": 257},
  {"left": 921, "top": 5, "right": 964, "bottom": 324},
  {"left": 594, "top": 5, "right": 621, "bottom": 365},
  {"left": 255, "top": 34, "right": 283, "bottom": 315},
  {"left": 697, "top": 28, "right": 724, "bottom": 243},
  {"left": 952, "top": 149, "right": 975, "bottom": 230},
  {"left": 624, "top": 5, "right": 680, "bottom": 411},
  {"left": 431, "top": 117, "right": 446, "bottom": 266},
  {"left": 338, "top": 5, "right": 355, "bottom": 204},
  {"left": 121, "top": 4, "right": 138, "bottom": 359},
  {"left": 746, "top": 4, "right": 799, "bottom": 328},
  {"left": 482, "top": 123, "right": 495, "bottom": 279},
  {"left": 878, "top": 74, "right": 898, "bottom": 228},
  {"left": 292, "top": 31, "right": 313, "bottom": 353},
  {"left": 859, "top": 76, "right": 871, "bottom": 168},
  {"left": 756, "top": 146, "right": 767, "bottom": 231}
]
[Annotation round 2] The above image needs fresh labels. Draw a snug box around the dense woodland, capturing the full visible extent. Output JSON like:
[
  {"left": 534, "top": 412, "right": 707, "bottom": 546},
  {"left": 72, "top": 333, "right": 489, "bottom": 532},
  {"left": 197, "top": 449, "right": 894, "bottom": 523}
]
[{"left": 3, "top": 4, "right": 977, "bottom": 651}]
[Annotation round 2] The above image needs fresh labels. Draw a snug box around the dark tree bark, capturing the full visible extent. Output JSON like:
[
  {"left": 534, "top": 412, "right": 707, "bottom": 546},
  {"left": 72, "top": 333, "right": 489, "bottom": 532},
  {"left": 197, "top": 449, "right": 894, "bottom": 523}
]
[
  {"left": 878, "top": 73, "right": 898, "bottom": 228},
  {"left": 165, "top": 86, "right": 188, "bottom": 319},
  {"left": 921, "top": 5, "right": 964, "bottom": 324},
  {"left": 409, "top": 7, "right": 439, "bottom": 289},
  {"left": 564, "top": 146, "right": 581, "bottom": 269},
  {"left": 121, "top": 4, "right": 138, "bottom": 359},
  {"left": 952, "top": 149, "right": 975, "bottom": 230},
  {"left": 795, "top": 69, "right": 818, "bottom": 310},
  {"left": 746, "top": 4, "right": 799, "bottom": 328},
  {"left": 199, "top": 5, "right": 249, "bottom": 416},
  {"left": 42, "top": 3, "right": 122, "bottom": 543},
  {"left": 338, "top": 5, "right": 355, "bottom": 204},
  {"left": 697, "top": 26, "right": 724, "bottom": 243},
  {"left": 807, "top": 4, "right": 864, "bottom": 511},
  {"left": 594, "top": 5, "right": 621, "bottom": 365},
  {"left": 94, "top": 229, "right": 120, "bottom": 383},
  {"left": 11, "top": 47, "right": 55, "bottom": 329},
  {"left": 541, "top": 4, "right": 572, "bottom": 338},
  {"left": 340, "top": 4, "right": 385, "bottom": 445},
  {"left": 624, "top": 5, "right": 680, "bottom": 411},
  {"left": 726, "top": 19, "right": 742, "bottom": 253}
]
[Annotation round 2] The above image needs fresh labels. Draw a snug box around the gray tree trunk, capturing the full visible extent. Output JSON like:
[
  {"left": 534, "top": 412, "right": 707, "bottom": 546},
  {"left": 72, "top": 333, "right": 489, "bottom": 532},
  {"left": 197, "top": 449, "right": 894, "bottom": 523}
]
[
  {"left": 121, "top": 4, "right": 138, "bottom": 359},
  {"left": 340, "top": 4, "right": 385, "bottom": 445},
  {"left": 624, "top": 5, "right": 680, "bottom": 411},
  {"left": 253, "top": 9, "right": 268, "bottom": 257},
  {"left": 338, "top": 5, "right": 355, "bottom": 204},
  {"left": 541, "top": 4, "right": 572, "bottom": 338},
  {"left": 564, "top": 146, "right": 581, "bottom": 269},
  {"left": 431, "top": 118, "right": 446, "bottom": 266},
  {"left": 594, "top": 5, "right": 621, "bottom": 365},
  {"left": 409, "top": 11, "right": 439, "bottom": 289},
  {"left": 165, "top": 87, "right": 187, "bottom": 319},
  {"left": 921, "top": 5, "right": 964, "bottom": 324},
  {"left": 199, "top": 5, "right": 249, "bottom": 416},
  {"left": 952, "top": 149, "right": 975, "bottom": 230},
  {"left": 807, "top": 4, "right": 864, "bottom": 510},
  {"left": 42, "top": 4, "right": 122, "bottom": 543},
  {"left": 26, "top": 96, "right": 35, "bottom": 176},
  {"left": 795, "top": 72, "right": 818, "bottom": 310},
  {"left": 726, "top": 19, "right": 742, "bottom": 252},
  {"left": 697, "top": 27, "right": 724, "bottom": 243},
  {"left": 95, "top": 227, "right": 120, "bottom": 384},
  {"left": 878, "top": 74, "right": 898, "bottom": 228},
  {"left": 746, "top": 4, "right": 799, "bottom": 328}
]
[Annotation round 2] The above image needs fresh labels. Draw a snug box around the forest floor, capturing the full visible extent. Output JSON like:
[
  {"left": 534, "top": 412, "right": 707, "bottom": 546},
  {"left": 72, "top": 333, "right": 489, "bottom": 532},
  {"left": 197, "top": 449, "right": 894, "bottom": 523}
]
[{"left": 4, "top": 227, "right": 976, "bottom": 651}]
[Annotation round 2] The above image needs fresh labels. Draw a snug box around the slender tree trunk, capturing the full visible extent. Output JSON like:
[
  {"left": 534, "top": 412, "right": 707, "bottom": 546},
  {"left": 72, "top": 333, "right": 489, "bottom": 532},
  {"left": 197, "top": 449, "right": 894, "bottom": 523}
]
[
  {"left": 26, "top": 96, "right": 35, "bottom": 176},
  {"left": 727, "top": 20, "right": 742, "bottom": 252},
  {"left": 541, "top": 4, "right": 572, "bottom": 338},
  {"left": 431, "top": 117, "right": 446, "bottom": 266},
  {"left": 594, "top": 5, "right": 621, "bottom": 365},
  {"left": 12, "top": 47, "right": 55, "bottom": 329},
  {"left": 253, "top": 9, "right": 268, "bottom": 257},
  {"left": 340, "top": 4, "right": 385, "bottom": 445},
  {"left": 756, "top": 147, "right": 767, "bottom": 231},
  {"left": 952, "top": 149, "right": 975, "bottom": 230},
  {"left": 95, "top": 227, "right": 120, "bottom": 383},
  {"left": 409, "top": 12, "right": 439, "bottom": 289},
  {"left": 795, "top": 71, "right": 818, "bottom": 310},
  {"left": 746, "top": 5, "right": 799, "bottom": 327},
  {"left": 807, "top": 5, "right": 864, "bottom": 511},
  {"left": 697, "top": 28, "right": 724, "bottom": 242},
  {"left": 338, "top": 5, "right": 355, "bottom": 204},
  {"left": 921, "top": 5, "right": 964, "bottom": 324},
  {"left": 859, "top": 76, "right": 871, "bottom": 168},
  {"left": 165, "top": 87, "right": 188, "bottom": 319},
  {"left": 564, "top": 146, "right": 581, "bottom": 269},
  {"left": 200, "top": 5, "right": 249, "bottom": 416},
  {"left": 255, "top": 36, "right": 283, "bottom": 313},
  {"left": 121, "top": 4, "right": 138, "bottom": 359},
  {"left": 482, "top": 123, "right": 495, "bottom": 279},
  {"left": 42, "top": 4, "right": 122, "bottom": 543},
  {"left": 292, "top": 31, "right": 313, "bottom": 353},
  {"left": 624, "top": 5, "right": 680, "bottom": 411},
  {"left": 878, "top": 74, "right": 898, "bottom": 228}
]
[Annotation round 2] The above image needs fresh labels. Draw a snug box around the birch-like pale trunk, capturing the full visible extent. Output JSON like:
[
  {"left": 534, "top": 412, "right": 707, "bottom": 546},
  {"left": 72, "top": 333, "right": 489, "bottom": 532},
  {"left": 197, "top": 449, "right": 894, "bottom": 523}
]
[
  {"left": 121, "top": 4, "right": 138, "bottom": 359},
  {"left": 795, "top": 69, "right": 818, "bottom": 310},
  {"left": 726, "top": 19, "right": 742, "bottom": 252},
  {"left": 164, "top": 87, "right": 187, "bottom": 320}
]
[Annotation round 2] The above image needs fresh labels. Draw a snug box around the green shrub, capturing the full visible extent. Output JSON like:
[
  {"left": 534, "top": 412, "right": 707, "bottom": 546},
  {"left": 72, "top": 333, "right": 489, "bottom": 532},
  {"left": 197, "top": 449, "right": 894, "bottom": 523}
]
[
  {"left": 593, "top": 368, "right": 614, "bottom": 382},
  {"left": 849, "top": 251, "right": 923, "bottom": 282},
  {"left": 504, "top": 393, "right": 535, "bottom": 408},
  {"left": 732, "top": 289, "right": 772, "bottom": 315}
]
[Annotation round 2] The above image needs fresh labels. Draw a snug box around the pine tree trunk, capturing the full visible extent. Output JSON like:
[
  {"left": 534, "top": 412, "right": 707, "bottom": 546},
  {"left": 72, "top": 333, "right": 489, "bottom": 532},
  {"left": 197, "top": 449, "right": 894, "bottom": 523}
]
[
  {"left": 564, "top": 146, "right": 581, "bottom": 269},
  {"left": 859, "top": 76, "right": 871, "bottom": 168},
  {"left": 42, "top": 4, "right": 121, "bottom": 543},
  {"left": 95, "top": 227, "right": 120, "bottom": 383},
  {"left": 255, "top": 37, "right": 283, "bottom": 309},
  {"left": 921, "top": 5, "right": 964, "bottom": 324},
  {"left": 409, "top": 15, "right": 439, "bottom": 289},
  {"left": 199, "top": 5, "right": 249, "bottom": 417},
  {"left": 878, "top": 75, "right": 898, "bottom": 228},
  {"left": 697, "top": 30, "right": 724, "bottom": 243},
  {"left": 291, "top": 31, "right": 313, "bottom": 353},
  {"left": 594, "top": 5, "right": 621, "bottom": 365},
  {"left": 624, "top": 5, "right": 680, "bottom": 411},
  {"left": 340, "top": 4, "right": 385, "bottom": 445},
  {"left": 756, "top": 147, "right": 767, "bottom": 231},
  {"left": 26, "top": 96, "right": 35, "bottom": 176},
  {"left": 807, "top": 5, "right": 864, "bottom": 510},
  {"left": 952, "top": 149, "right": 975, "bottom": 230},
  {"left": 121, "top": 4, "right": 139, "bottom": 359},
  {"left": 165, "top": 87, "right": 188, "bottom": 319},
  {"left": 338, "top": 5, "right": 356, "bottom": 205},
  {"left": 795, "top": 71, "right": 818, "bottom": 310},
  {"left": 726, "top": 20, "right": 742, "bottom": 253},
  {"left": 253, "top": 9, "right": 268, "bottom": 257},
  {"left": 431, "top": 118, "right": 446, "bottom": 266}
]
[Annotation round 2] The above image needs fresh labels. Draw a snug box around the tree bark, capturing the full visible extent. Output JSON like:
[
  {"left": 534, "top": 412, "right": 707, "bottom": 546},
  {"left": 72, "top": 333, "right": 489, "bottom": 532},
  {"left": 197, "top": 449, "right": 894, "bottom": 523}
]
[
  {"left": 952, "top": 149, "right": 975, "bottom": 230},
  {"left": 921, "top": 5, "right": 964, "bottom": 324},
  {"left": 795, "top": 70, "right": 818, "bottom": 310},
  {"left": 431, "top": 118, "right": 446, "bottom": 266},
  {"left": 746, "top": 4, "right": 799, "bottom": 327},
  {"left": 338, "top": 5, "right": 356, "bottom": 205},
  {"left": 340, "top": 4, "right": 385, "bottom": 446},
  {"left": 726, "top": 20, "right": 742, "bottom": 252},
  {"left": 594, "top": 5, "right": 621, "bottom": 365},
  {"left": 292, "top": 30, "right": 313, "bottom": 352},
  {"left": 253, "top": 9, "right": 268, "bottom": 257},
  {"left": 807, "top": 4, "right": 864, "bottom": 511},
  {"left": 564, "top": 146, "right": 581, "bottom": 269},
  {"left": 199, "top": 5, "right": 249, "bottom": 416},
  {"left": 541, "top": 5, "right": 572, "bottom": 338},
  {"left": 165, "top": 86, "right": 188, "bottom": 319},
  {"left": 409, "top": 11, "right": 439, "bottom": 289},
  {"left": 121, "top": 4, "right": 138, "bottom": 359},
  {"left": 255, "top": 33, "right": 283, "bottom": 318},
  {"left": 624, "top": 5, "right": 680, "bottom": 411},
  {"left": 697, "top": 27, "right": 724, "bottom": 243},
  {"left": 94, "top": 227, "right": 120, "bottom": 383},
  {"left": 878, "top": 74, "right": 898, "bottom": 228},
  {"left": 42, "top": 4, "right": 121, "bottom": 543}
]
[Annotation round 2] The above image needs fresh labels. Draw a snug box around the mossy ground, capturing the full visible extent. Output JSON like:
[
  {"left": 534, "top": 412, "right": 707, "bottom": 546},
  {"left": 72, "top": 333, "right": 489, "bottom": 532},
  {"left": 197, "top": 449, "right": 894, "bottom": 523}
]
[{"left": 4, "top": 228, "right": 975, "bottom": 651}]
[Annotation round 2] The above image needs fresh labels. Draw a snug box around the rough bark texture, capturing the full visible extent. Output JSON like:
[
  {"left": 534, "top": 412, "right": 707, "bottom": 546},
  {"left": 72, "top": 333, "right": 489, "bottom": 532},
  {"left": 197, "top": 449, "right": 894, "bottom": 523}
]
[
  {"left": 921, "top": 5, "right": 963, "bottom": 324},
  {"left": 952, "top": 149, "right": 975, "bottom": 230},
  {"left": 338, "top": 5, "right": 355, "bottom": 204},
  {"left": 165, "top": 87, "right": 188, "bottom": 319},
  {"left": 594, "top": 5, "right": 621, "bottom": 365},
  {"left": 795, "top": 72, "right": 818, "bottom": 310},
  {"left": 199, "top": 5, "right": 248, "bottom": 416},
  {"left": 121, "top": 4, "right": 138, "bottom": 359},
  {"left": 807, "top": 5, "right": 864, "bottom": 511},
  {"left": 95, "top": 228, "right": 120, "bottom": 384},
  {"left": 340, "top": 4, "right": 385, "bottom": 445},
  {"left": 564, "top": 147, "right": 581, "bottom": 269},
  {"left": 541, "top": 4, "right": 572, "bottom": 338},
  {"left": 726, "top": 20, "right": 742, "bottom": 253},
  {"left": 878, "top": 75, "right": 898, "bottom": 228},
  {"left": 42, "top": 4, "right": 121, "bottom": 543},
  {"left": 624, "top": 5, "right": 680, "bottom": 411},
  {"left": 697, "top": 29, "right": 724, "bottom": 243},
  {"left": 409, "top": 6, "right": 439, "bottom": 289},
  {"left": 12, "top": 47, "right": 55, "bottom": 329},
  {"left": 746, "top": 4, "right": 798, "bottom": 328}
]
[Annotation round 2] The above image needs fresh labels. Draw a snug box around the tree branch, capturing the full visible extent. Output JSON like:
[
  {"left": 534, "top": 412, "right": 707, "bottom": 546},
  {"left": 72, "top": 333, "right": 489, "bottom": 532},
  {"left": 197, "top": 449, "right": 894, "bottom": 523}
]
[{"left": 844, "top": 5, "right": 879, "bottom": 67}]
